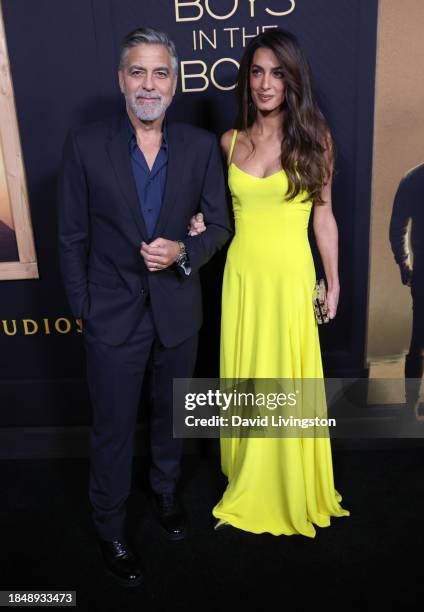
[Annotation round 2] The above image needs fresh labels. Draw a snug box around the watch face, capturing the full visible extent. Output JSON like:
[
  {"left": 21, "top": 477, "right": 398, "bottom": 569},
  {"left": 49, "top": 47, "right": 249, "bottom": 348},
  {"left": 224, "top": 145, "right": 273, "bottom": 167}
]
[{"left": 176, "top": 252, "right": 189, "bottom": 267}]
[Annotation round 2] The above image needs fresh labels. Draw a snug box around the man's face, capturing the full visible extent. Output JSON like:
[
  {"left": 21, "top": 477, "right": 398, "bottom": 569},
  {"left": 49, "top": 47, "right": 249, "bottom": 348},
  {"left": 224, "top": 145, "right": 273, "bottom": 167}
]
[{"left": 118, "top": 43, "right": 177, "bottom": 122}]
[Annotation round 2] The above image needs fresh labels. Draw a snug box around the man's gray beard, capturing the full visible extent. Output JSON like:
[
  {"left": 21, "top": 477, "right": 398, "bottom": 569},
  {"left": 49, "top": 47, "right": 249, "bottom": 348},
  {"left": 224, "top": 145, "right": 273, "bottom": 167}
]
[{"left": 127, "top": 94, "right": 171, "bottom": 121}]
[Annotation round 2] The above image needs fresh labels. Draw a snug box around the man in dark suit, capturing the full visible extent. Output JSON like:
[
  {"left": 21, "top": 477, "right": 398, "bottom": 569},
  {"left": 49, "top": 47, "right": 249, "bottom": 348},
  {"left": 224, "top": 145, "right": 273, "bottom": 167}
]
[
  {"left": 389, "top": 163, "right": 424, "bottom": 420},
  {"left": 58, "top": 27, "right": 231, "bottom": 587}
]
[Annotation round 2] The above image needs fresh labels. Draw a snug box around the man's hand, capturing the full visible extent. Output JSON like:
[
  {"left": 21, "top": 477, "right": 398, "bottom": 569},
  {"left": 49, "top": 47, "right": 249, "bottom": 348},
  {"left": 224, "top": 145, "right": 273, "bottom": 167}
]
[
  {"left": 187, "top": 212, "right": 206, "bottom": 236},
  {"left": 140, "top": 238, "right": 180, "bottom": 272},
  {"left": 400, "top": 262, "right": 413, "bottom": 287}
]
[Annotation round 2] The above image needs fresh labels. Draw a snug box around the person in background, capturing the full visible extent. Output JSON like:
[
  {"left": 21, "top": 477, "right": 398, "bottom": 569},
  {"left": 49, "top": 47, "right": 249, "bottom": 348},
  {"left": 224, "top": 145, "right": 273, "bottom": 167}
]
[{"left": 390, "top": 163, "right": 424, "bottom": 419}]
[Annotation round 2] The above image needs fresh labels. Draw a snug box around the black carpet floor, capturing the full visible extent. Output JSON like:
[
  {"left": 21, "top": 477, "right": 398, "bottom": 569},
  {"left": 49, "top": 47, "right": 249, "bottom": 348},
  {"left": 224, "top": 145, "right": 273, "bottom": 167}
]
[{"left": 1, "top": 446, "right": 424, "bottom": 611}]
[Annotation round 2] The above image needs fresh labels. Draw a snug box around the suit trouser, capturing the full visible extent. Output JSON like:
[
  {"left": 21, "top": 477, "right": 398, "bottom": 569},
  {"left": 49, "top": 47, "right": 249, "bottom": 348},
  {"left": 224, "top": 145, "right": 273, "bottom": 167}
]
[
  {"left": 405, "top": 273, "right": 424, "bottom": 405},
  {"left": 84, "top": 306, "right": 198, "bottom": 540}
]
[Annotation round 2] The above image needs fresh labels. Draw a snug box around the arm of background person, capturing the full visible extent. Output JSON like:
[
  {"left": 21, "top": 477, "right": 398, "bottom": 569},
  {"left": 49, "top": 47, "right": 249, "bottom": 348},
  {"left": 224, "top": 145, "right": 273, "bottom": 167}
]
[{"left": 389, "top": 173, "right": 413, "bottom": 286}]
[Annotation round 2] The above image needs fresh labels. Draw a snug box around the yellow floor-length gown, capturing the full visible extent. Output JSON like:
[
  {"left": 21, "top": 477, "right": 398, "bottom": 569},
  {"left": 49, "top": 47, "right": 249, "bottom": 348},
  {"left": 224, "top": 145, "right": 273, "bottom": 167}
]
[{"left": 212, "top": 130, "right": 349, "bottom": 537}]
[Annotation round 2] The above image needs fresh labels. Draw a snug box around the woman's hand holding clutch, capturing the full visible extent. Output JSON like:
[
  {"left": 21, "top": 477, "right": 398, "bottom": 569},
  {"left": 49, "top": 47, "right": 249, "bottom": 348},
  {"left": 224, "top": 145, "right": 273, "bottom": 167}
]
[{"left": 313, "top": 279, "right": 339, "bottom": 323}]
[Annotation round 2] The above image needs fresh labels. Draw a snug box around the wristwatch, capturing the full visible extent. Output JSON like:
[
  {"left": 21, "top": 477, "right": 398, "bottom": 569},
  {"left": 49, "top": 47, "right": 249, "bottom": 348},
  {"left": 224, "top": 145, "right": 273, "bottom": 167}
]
[
  {"left": 174, "top": 240, "right": 187, "bottom": 265},
  {"left": 174, "top": 240, "right": 191, "bottom": 276}
]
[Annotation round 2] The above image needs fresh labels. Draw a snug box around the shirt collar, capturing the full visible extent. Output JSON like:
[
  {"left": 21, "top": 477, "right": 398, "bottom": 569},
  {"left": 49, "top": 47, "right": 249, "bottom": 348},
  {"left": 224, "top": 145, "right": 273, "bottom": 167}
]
[{"left": 126, "top": 114, "right": 168, "bottom": 150}]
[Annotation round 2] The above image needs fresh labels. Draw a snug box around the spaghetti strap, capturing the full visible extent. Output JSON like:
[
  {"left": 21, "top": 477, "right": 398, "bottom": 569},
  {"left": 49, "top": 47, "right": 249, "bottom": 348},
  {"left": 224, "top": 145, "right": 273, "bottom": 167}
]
[{"left": 227, "top": 129, "right": 238, "bottom": 165}]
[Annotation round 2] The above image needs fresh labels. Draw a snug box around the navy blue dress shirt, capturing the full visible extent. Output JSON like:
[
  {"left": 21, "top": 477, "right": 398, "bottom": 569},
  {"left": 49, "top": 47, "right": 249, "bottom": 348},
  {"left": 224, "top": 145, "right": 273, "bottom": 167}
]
[
  {"left": 127, "top": 116, "right": 191, "bottom": 276},
  {"left": 127, "top": 116, "right": 168, "bottom": 239}
]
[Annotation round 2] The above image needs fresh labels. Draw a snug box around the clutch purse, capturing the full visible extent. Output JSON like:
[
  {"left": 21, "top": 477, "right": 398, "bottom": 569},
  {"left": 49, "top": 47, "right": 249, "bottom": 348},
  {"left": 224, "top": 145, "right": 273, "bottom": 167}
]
[{"left": 312, "top": 279, "right": 329, "bottom": 325}]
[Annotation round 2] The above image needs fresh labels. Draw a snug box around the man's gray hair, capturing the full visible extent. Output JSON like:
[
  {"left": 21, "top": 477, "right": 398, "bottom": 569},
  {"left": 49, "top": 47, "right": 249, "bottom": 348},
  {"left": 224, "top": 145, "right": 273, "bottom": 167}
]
[{"left": 119, "top": 27, "right": 178, "bottom": 75}]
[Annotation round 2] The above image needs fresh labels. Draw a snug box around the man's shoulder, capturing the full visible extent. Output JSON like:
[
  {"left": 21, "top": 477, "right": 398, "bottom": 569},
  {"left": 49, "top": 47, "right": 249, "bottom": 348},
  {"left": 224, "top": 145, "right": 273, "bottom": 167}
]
[
  {"left": 68, "top": 114, "right": 122, "bottom": 143},
  {"left": 168, "top": 121, "right": 216, "bottom": 146},
  {"left": 402, "top": 162, "right": 424, "bottom": 185}
]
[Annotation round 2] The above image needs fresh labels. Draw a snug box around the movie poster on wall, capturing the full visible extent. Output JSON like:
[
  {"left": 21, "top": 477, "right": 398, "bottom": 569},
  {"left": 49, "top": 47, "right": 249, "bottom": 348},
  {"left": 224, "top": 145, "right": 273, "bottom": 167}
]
[
  {"left": 367, "top": 0, "right": 424, "bottom": 408},
  {"left": 0, "top": 4, "right": 37, "bottom": 281}
]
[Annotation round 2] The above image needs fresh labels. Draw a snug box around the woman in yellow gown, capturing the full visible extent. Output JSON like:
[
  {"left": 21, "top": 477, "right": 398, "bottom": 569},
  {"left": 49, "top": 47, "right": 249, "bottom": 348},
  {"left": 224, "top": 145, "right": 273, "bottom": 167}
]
[{"left": 210, "top": 29, "right": 349, "bottom": 537}]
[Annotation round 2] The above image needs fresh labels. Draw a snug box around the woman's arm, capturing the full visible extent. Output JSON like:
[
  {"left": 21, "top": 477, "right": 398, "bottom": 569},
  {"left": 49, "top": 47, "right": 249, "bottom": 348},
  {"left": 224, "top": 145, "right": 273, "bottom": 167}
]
[{"left": 313, "top": 149, "right": 339, "bottom": 319}]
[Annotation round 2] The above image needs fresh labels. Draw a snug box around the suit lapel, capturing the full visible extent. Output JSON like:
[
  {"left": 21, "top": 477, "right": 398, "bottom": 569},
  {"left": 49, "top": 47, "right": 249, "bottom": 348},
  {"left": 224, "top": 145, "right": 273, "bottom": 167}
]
[
  {"left": 106, "top": 116, "right": 148, "bottom": 239},
  {"left": 152, "top": 122, "right": 186, "bottom": 239}
]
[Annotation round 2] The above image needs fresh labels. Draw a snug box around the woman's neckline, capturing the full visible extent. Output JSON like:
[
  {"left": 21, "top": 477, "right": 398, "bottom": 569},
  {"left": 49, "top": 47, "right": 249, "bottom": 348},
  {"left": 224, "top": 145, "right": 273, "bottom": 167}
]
[{"left": 229, "top": 161, "right": 284, "bottom": 180}]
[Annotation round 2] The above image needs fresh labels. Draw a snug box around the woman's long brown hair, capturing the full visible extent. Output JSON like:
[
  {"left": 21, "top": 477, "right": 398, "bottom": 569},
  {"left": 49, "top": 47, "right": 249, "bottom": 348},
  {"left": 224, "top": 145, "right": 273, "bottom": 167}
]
[{"left": 236, "top": 29, "right": 333, "bottom": 204}]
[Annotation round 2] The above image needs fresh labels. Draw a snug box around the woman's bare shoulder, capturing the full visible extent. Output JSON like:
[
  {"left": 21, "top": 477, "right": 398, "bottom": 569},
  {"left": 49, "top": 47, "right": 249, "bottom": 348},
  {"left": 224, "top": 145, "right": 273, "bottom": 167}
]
[{"left": 220, "top": 129, "right": 235, "bottom": 156}]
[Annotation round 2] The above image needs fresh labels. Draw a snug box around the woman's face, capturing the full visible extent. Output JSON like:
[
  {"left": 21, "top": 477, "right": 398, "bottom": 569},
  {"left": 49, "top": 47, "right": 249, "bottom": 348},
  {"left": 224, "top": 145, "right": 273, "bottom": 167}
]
[{"left": 249, "top": 47, "right": 286, "bottom": 113}]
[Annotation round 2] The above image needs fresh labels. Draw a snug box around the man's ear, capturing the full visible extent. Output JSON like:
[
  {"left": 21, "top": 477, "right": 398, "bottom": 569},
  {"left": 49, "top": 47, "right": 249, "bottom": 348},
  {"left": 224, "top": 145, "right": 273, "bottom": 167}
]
[{"left": 118, "top": 70, "right": 124, "bottom": 94}]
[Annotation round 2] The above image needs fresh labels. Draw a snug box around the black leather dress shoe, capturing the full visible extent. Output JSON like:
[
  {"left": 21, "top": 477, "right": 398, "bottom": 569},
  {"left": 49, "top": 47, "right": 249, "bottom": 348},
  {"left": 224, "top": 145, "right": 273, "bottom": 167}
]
[
  {"left": 98, "top": 539, "right": 143, "bottom": 587},
  {"left": 153, "top": 493, "right": 187, "bottom": 541}
]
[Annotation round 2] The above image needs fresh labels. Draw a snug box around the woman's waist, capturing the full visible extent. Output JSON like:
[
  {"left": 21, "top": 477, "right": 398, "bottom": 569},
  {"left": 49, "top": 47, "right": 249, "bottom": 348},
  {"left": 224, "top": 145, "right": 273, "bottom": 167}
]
[
  {"left": 231, "top": 225, "right": 310, "bottom": 246},
  {"left": 227, "top": 235, "right": 314, "bottom": 263}
]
